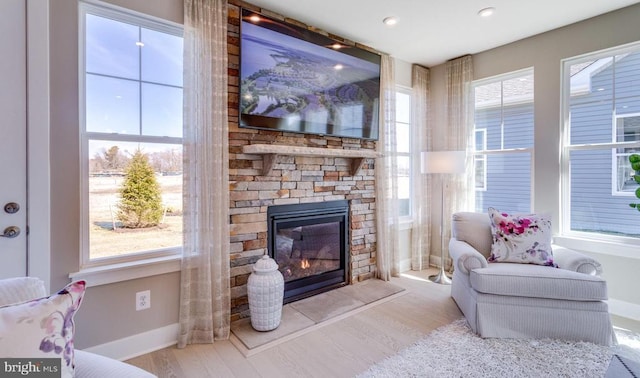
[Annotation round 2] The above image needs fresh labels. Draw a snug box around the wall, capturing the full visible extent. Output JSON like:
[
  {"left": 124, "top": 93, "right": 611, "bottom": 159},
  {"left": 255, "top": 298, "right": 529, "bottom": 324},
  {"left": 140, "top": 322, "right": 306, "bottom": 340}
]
[
  {"left": 429, "top": 3, "right": 640, "bottom": 314},
  {"left": 49, "top": 0, "right": 183, "bottom": 349},
  {"left": 46, "top": 0, "right": 640, "bottom": 350}
]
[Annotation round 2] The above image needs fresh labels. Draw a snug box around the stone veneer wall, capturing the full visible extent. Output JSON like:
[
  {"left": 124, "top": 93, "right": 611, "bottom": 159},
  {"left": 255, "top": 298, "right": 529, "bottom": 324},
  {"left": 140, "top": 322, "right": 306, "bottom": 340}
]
[{"left": 227, "top": 1, "right": 379, "bottom": 321}]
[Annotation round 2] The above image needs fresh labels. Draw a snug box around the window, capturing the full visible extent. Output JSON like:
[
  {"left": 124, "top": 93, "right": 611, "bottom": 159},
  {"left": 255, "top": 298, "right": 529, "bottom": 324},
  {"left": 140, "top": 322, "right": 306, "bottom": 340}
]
[
  {"left": 80, "top": 3, "right": 184, "bottom": 266},
  {"left": 562, "top": 43, "right": 640, "bottom": 240},
  {"left": 396, "top": 89, "right": 412, "bottom": 217},
  {"left": 472, "top": 69, "right": 534, "bottom": 214},
  {"left": 474, "top": 129, "right": 487, "bottom": 191},
  {"left": 614, "top": 114, "right": 640, "bottom": 193}
]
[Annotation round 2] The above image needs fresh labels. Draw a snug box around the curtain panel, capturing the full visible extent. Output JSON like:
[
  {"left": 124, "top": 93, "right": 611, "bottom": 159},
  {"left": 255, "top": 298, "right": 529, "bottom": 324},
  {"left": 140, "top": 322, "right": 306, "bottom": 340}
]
[
  {"left": 442, "top": 55, "right": 475, "bottom": 268},
  {"left": 410, "top": 65, "right": 432, "bottom": 270},
  {"left": 178, "top": 0, "right": 231, "bottom": 347},
  {"left": 375, "top": 54, "right": 401, "bottom": 280}
]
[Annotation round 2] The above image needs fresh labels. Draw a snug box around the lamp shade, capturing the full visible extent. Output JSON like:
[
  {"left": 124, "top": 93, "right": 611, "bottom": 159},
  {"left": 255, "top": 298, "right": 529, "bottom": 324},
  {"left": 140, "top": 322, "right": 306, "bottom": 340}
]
[{"left": 421, "top": 150, "right": 466, "bottom": 174}]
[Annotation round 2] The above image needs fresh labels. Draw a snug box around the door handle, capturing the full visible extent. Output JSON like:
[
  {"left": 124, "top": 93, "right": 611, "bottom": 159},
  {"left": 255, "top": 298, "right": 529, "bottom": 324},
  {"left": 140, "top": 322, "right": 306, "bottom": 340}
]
[{"left": 0, "top": 226, "right": 20, "bottom": 238}]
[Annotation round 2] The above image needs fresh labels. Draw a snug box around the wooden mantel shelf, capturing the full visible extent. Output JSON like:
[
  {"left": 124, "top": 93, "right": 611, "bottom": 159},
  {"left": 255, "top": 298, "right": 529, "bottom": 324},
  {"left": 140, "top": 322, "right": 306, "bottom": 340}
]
[{"left": 242, "top": 144, "right": 381, "bottom": 176}]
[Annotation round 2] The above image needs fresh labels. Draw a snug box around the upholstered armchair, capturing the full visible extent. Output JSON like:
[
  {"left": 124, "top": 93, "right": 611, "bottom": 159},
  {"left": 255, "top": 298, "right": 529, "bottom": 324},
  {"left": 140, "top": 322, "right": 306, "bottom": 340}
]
[
  {"left": 0, "top": 277, "right": 156, "bottom": 378},
  {"left": 449, "top": 211, "right": 616, "bottom": 346}
]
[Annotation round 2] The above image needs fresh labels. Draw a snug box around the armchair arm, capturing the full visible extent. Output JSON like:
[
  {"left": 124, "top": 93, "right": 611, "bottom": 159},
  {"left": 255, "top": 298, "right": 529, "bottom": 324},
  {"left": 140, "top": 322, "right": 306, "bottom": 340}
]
[
  {"left": 552, "top": 245, "right": 603, "bottom": 276},
  {"left": 449, "top": 238, "right": 488, "bottom": 275}
]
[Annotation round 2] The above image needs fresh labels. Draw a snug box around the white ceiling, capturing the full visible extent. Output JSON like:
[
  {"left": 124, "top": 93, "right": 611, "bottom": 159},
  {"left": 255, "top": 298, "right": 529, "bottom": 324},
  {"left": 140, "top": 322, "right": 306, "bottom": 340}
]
[{"left": 245, "top": 0, "right": 640, "bottom": 67}]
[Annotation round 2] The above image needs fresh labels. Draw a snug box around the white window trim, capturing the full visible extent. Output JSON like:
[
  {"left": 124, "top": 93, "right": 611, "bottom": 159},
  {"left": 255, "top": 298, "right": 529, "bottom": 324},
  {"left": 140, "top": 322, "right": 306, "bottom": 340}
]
[
  {"left": 396, "top": 85, "right": 413, "bottom": 221},
  {"left": 78, "top": 1, "right": 184, "bottom": 271},
  {"left": 474, "top": 128, "right": 487, "bottom": 191},
  {"left": 560, "top": 40, "right": 640, "bottom": 245},
  {"left": 612, "top": 113, "right": 640, "bottom": 196}
]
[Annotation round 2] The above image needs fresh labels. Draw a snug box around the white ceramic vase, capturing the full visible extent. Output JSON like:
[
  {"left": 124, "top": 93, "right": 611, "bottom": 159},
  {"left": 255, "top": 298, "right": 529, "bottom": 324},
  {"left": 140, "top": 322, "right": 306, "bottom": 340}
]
[{"left": 247, "top": 255, "right": 284, "bottom": 331}]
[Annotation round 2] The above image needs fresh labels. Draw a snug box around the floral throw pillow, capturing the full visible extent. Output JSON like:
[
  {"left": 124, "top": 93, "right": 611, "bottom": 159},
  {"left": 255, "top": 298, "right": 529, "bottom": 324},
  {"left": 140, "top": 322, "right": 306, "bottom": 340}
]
[
  {"left": 0, "top": 280, "right": 86, "bottom": 378},
  {"left": 487, "top": 208, "right": 556, "bottom": 267}
]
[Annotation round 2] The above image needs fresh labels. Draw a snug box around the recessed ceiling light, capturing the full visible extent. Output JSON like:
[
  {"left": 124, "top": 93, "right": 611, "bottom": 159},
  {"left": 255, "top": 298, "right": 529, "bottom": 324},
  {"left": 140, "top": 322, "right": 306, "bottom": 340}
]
[
  {"left": 383, "top": 16, "right": 398, "bottom": 26},
  {"left": 249, "top": 14, "right": 261, "bottom": 23},
  {"left": 478, "top": 7, "right": 495, "bottom": 17},
  {"left": 331, "top": 43, "right": 342, "bottom": 50}
]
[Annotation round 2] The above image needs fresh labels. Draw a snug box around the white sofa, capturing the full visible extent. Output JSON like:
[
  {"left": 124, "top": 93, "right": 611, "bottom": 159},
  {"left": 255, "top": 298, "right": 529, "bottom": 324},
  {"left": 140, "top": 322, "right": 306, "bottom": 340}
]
[
  {"left": 0, "top": 277, "right": 156, "bottom": 378},
  {"left": 449, "top": 212, "right": 616, "bottom": 346}
]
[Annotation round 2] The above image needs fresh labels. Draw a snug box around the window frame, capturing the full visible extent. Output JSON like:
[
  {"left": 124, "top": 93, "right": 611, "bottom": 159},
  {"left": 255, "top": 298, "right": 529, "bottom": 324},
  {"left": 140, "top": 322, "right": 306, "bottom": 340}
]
[
  {"left": 472, "top": 68, "right": 535, "bottom": 213},
  {"left": 612, "top": 112, "right": 640, "bottom": 196},
  {"left": 560, "top": 40, "right": 640, "bottom": 245},
  {"left": 474, "top": 128, "right": 487, "bottom": 191},
  {"left": 395, "top": 86, "right": 413, "bottom": 220},
  {"left": 79, "top": 1, "right": 184, "bottom": 269}
]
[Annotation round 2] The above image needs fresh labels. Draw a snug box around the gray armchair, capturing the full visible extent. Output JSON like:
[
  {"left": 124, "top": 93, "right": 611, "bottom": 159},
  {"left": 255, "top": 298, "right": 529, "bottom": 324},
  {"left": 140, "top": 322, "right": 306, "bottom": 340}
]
[{"left": 449, "top": 212, "right": 616, "bottom": 346}]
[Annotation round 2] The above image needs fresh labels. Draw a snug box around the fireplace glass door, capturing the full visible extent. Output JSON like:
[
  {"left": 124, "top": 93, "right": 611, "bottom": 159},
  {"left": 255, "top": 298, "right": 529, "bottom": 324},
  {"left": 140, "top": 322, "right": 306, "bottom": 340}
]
[{"left": 268, "top": 201, "right": 348, "bottom": 303}]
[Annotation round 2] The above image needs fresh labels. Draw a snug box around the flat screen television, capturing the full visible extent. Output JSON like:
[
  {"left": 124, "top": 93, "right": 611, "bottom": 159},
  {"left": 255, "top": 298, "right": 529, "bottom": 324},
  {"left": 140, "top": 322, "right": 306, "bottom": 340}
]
[{"left": 239, "top": 9, "right": 381, "bottom": 140}]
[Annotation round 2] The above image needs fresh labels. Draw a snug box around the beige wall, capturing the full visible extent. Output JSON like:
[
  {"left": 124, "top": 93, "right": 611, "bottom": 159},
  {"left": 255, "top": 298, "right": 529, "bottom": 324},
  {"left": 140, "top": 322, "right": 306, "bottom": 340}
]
[
  {"left": 49, "top": 0, "right": 183, "bottom": 349},
  {"left": 428, "top": 4, "right": 640, "bottom": 309},
  {"left": 47, "top": 0, "right": 640, "bottom": 349}
]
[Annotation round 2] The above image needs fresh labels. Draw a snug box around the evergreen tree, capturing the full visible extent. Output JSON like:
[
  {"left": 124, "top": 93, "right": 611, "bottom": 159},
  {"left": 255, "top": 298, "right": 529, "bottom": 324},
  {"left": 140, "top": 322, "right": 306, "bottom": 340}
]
[{"left": 117, "top": 150, "right": 163, "bottom": 228}]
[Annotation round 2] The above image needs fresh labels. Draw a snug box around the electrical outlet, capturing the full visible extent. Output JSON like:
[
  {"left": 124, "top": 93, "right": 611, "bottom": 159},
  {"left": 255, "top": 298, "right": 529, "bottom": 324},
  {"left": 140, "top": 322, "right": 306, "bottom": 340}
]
[{"left": 136, "top": 290, "right": 151, "bottom": 311}]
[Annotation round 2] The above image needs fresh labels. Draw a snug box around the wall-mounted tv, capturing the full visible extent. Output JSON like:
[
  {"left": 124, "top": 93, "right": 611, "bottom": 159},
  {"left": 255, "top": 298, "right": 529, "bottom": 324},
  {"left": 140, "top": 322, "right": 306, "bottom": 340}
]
[{"left": 239, "top": 9, "right": 381, "bottom": 140}]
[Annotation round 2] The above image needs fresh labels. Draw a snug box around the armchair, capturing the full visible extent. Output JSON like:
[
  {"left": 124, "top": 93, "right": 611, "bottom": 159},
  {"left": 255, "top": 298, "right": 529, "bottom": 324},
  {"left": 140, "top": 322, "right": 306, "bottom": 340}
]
[
  {"left": 0, "top": 277, "right": 156, "bottom": 378},
  {"left": 449, "top": 212, "right": 616, "bottom": 346}
]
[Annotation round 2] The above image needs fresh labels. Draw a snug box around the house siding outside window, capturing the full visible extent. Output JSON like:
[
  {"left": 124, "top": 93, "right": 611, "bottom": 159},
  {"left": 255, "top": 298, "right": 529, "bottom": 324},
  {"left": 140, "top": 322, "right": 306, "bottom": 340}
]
[
  {"left": 472, "top": 69, "right": 534, "bottom": 214},
  {"left": 563, "top": 44, "right": 640, "bottom": 239}
]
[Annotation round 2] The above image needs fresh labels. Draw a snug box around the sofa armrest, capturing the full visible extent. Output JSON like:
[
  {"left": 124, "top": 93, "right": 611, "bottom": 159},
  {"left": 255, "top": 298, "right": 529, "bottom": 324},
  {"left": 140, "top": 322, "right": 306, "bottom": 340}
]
[
  {"left": 552, "top": 245, "right": 603, "bottom": 276},
  {"left": 449, "top": 238, "right": 488, "bottom": 275}
]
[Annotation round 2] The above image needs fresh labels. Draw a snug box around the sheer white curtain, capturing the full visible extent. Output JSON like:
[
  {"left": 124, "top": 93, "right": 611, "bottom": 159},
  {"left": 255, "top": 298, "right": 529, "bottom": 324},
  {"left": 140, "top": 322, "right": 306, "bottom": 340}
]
[
  {"left": 410, "top": 65, "right": 432, "bottom": 270},
  {"left": 178, "top": 0, "right": 230, "bottom": 347},
  {"left": 442, "top": 55, "right": 475, "bottom": 264},
  {"left": 375, "top": 54, "right": 400, "bottom": 280}
]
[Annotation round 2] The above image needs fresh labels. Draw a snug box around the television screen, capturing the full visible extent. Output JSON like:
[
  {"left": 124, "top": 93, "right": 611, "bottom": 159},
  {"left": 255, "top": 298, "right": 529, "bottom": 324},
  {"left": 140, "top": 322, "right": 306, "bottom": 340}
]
[{"left": 239, "top": 9, "right": 381, "bottom": 140}]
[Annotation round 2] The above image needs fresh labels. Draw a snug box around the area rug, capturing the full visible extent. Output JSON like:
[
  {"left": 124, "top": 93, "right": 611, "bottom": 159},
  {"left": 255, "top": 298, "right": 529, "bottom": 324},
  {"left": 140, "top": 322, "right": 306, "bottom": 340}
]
[{"left": 358, "top": 318, "right": 640, "bottom": 378}]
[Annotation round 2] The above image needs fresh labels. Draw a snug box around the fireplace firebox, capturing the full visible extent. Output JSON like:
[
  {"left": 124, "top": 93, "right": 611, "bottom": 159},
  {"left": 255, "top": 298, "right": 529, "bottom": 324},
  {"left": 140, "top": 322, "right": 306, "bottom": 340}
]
[{"left": 267, "top": 200, "right": 349, "bottom": 303}]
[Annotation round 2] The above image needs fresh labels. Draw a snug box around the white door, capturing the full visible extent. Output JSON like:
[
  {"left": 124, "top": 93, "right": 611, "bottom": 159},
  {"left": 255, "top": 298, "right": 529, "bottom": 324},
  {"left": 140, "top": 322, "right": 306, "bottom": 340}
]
[{"left": 0, "top": 0, "right": 28, "bottom": 277}]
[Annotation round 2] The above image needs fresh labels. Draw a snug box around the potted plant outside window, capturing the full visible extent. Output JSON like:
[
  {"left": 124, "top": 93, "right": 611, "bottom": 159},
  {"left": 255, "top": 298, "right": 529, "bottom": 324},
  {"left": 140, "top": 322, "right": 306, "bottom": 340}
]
[{"left": 629, "top": 154, "right": 640, "bottom": 211}]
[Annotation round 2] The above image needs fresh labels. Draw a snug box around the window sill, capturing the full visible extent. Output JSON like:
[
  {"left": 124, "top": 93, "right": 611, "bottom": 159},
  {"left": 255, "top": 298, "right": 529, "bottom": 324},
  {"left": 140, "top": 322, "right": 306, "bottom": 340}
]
[
  {"left": 399, "top": 217, "right": 414, "bottom": 231},
  {"left": 554, "top": 235, "right": 640, "bottom": 261},
  {"left": 69, "top": 255, "right": 181, "bottom": 287}
]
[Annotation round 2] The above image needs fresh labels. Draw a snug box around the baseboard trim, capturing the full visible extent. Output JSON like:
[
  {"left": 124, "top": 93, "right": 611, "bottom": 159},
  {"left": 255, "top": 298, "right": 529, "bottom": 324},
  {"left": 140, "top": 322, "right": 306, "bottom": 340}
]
[
  {"left": 83, "top": 323, "right": 179, "bottom": 361},
  {"left": 608, "top": 298, "right": 640, "bottom": 322}
]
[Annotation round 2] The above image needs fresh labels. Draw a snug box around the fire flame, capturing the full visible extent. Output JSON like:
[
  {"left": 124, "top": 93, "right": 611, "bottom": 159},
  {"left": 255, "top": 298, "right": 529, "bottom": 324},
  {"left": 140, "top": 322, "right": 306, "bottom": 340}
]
[{"left": 300, "top": 259, "right": 310, "bottom": 269}]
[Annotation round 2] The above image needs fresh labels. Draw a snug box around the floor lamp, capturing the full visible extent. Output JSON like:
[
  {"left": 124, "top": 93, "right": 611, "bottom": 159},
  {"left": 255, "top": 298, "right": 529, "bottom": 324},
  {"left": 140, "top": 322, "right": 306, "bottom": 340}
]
[{"left": 421, "top": 150, "right": 466, "bottom": 285}]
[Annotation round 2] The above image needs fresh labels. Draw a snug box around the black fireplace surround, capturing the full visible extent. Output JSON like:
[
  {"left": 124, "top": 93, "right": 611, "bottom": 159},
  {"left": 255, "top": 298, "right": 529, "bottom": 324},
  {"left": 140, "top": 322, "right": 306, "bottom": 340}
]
[{"left": 267, "top": 200, "right": 349, "bottom": 303}]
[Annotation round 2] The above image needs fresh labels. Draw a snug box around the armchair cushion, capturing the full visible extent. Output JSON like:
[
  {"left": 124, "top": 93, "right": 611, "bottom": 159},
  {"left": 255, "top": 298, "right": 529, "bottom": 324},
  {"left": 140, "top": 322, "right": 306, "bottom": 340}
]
[
  {"left": 487, "top": 208, "right": 556, "bottom": 267},
  {"left": 470, "top": 263, "right": 608, "bottom": 301}
]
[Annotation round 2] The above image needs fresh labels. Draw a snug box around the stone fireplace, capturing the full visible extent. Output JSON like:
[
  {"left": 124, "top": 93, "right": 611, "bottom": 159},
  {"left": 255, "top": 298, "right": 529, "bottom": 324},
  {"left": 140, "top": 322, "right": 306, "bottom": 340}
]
[{"left": 227, "top": 1, "right": 379, "bottom": 322}]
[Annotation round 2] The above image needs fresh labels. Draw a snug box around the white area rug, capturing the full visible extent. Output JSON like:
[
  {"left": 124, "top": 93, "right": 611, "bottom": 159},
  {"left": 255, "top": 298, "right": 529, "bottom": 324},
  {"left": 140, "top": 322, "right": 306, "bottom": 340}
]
[{"left": 358, "top": 318, "right": 640, "bottom": 378}]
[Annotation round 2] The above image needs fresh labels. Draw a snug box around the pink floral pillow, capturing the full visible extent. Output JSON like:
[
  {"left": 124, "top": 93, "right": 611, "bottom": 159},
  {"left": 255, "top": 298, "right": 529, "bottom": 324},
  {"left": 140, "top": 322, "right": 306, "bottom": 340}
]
[
  {"left": 487, "top": 208, "right": 556, "bottom": 267},
  {"left": 0, "top": 280, "right": 86, "bottom": 378}
]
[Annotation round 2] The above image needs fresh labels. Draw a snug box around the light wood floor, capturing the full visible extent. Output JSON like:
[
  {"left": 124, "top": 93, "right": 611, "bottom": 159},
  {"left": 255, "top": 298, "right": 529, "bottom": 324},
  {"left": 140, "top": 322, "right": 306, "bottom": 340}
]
[{"left": 126, "top": 269, "right": 462, "bottom": 378}]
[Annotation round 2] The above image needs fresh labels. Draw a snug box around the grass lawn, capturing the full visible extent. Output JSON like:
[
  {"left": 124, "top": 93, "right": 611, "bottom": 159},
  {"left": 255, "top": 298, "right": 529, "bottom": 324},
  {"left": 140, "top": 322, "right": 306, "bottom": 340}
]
[{"left": 89, "top": 175, "right": 182, "bottom": 259}]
